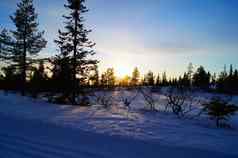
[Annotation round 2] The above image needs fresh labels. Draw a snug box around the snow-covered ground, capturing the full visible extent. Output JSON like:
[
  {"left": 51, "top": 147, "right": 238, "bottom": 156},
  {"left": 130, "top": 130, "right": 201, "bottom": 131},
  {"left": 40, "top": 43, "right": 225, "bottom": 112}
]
[
  {"left": 1, "top": 114, "right": 235, "bottom": 158},
  {"left": 0, "top": 90, "right": 238, "bottom": 157}
]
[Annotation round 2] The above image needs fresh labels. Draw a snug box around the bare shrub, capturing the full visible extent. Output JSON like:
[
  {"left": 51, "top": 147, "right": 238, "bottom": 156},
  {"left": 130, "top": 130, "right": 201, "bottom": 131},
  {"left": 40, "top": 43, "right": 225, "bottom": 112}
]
[
  {"left": 139, "top": 87, "right": 159, "bottom": 111},
  {"left": 165, "top": 87, "right": 201, "bottom": 117},
  {"left": 118, "top": 89, "right": 139, "bottom": 110},
  {"left": 90, "top": 90, "right": 114, "bottom": 109}
]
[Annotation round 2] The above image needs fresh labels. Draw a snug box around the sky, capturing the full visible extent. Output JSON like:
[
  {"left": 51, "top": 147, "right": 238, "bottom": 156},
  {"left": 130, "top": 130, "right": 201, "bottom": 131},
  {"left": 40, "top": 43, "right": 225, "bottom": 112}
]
[{"left": 0, "top": 0, "right": 238, "bottom": 77}]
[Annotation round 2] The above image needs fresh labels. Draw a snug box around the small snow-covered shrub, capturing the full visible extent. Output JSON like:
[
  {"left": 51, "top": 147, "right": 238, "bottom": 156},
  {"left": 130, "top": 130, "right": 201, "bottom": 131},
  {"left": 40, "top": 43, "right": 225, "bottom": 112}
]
[{"left": 203, "top": 97, "right": 238, "bottom": 128}]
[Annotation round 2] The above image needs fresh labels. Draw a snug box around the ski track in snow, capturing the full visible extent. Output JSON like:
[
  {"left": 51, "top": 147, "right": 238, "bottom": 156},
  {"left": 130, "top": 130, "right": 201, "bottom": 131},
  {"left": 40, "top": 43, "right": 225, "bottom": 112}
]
[
  {"left": 0, "top": 114, "right": 236, "bottom": 158},
  {"left": 0, "top": 91, "right": 238, "bottom": 157}
]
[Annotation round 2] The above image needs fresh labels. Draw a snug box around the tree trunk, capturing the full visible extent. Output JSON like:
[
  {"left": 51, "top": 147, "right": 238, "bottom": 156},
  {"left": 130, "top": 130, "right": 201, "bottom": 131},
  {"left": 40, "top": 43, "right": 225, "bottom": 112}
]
[
  {"left": 21, "top": 29, "right": 27, "bottom": 96},
  {"left": 72, "top": 10, "right": 79, "bottom": 105}
]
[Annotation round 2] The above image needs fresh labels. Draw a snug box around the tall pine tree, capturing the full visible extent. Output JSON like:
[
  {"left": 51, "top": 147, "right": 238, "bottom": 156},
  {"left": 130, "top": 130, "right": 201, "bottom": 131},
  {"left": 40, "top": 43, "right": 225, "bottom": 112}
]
[
  {"left": 55, "top": 0, "right": 97, "bottom": 104},
  {"left": 9, "top": 0, "right": 46, "bottom": 95}
]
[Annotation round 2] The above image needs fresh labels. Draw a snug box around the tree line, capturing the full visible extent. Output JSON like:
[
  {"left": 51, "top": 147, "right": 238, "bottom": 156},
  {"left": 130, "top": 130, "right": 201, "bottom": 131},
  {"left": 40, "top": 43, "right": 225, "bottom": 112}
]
[{"left": 97, "top": 64, "right": 238, "bottom": 95}]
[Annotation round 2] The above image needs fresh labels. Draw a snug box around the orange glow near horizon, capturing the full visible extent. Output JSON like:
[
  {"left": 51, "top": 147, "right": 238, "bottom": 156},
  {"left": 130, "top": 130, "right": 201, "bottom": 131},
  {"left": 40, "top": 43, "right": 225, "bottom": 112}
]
[{"left": 115, "top": 66, "right": 132, "bottom": 78}]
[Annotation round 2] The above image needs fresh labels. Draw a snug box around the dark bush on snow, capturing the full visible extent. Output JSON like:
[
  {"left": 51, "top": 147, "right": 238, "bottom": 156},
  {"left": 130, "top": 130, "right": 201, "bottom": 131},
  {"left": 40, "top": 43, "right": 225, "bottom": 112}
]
[
  {"left": 165, "top": 87, "right": 201, "bottom": 117},
  {"left": 203, "top": 97, "right": 238, "bottom": 128},
  {"left": 90, "top": 90, "right": 114, "bottom": 109}
]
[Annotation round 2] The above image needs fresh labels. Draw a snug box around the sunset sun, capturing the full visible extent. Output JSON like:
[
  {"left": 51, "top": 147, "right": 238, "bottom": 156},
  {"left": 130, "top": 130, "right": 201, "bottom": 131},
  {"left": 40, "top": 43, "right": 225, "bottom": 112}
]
[{"left": 115, "top": 66, "right": 131, "bottom": 78}]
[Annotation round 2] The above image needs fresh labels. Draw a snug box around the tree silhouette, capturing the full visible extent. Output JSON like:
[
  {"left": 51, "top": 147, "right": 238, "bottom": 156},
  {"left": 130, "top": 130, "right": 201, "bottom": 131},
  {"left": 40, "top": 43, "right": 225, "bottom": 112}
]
[
  {"left": 29, "top": 61, "right": 47, "bottom": 97},
  {"left": 193, "top": 66, "right": 210, "bottom": 90},
  {"left": 180, "top": 72, "right": 190, "bottom": 88},
  {"left": 55, "top": 0, "right": 98, "bottom": 104},
  {"left": 217, "top": 65, "right": 238, "bottom": 94},
  {"left": 1, "top": 65, "right": 21, "bottom": 91},
  {"left": 162, "top": 71, "right": 168, "bottom": 86},
  {"left": 5, "top": 0, "right": 47, "bottom": 95},
  {"left": 131, "top": 67, "right": 140, "bottom": 86},
  {"left": 155, "top": 73, "right": 160, "bottom": 86},
  {"left": 101, "top": 68, "right": 116, "bottom": 88},
  {"left": 144, "top": 71, "right": 154, "bottom": 86},
  {"left": 50, "top": 54, "right": 72, "bottom": 93}
]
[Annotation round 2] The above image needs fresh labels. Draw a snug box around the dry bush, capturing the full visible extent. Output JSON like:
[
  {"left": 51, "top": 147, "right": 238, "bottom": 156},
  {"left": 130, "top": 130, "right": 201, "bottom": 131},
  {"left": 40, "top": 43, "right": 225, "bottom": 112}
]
[
  {"left": 165, "top": 87, "right": 201, "bottom": 117},
  {"left": 90, "top": 90, "right": 114, "bottom": 109},
  {"left": 118, "top": 89, "right": 139, "bottom": 110},
  {"left": 139, "top": 87, "right": 159, "bottom": 111}
]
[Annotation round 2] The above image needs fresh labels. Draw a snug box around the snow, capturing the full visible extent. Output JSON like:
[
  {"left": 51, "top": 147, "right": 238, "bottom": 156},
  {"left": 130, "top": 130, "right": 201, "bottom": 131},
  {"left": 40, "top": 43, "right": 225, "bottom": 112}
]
[
  {"left": 1, "top": 115, "right": 235, "bottom": 158},
  {"left": 0, "top": 90, "right": 238, "bottom": 157}
]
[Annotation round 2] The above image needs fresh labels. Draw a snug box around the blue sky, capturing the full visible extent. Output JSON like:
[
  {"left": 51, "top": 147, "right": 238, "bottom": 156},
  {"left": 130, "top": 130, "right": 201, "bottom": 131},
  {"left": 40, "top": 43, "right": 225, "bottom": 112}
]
[{"left": 0, "top": 0, "right": 238, "bottom": 77}]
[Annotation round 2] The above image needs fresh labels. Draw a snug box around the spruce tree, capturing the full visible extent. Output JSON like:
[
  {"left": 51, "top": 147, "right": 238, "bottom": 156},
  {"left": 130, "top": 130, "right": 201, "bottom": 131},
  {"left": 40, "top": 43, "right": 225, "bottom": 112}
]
[
  {"left": 181, "top": 72, "right": 190, "bottom": 88},
  {"left": 155, "top": 73, "right": 160, "bottom": 86},
  {"left": 193, "top": 66, "right": 210, "bottom": 90},
  {"left": 9, "top": 0, "right": 47, "bottom": 95},
  {"left": 229, "top": 64, "right": 233, "bottom": 77},
  {"left": 144, "top": 71, "right": 154, "bottom": 86},
  {"left": 131, "top": 67, "right": 140, "bottom": 86},
  {"left": 162, "top": 72, "right": 167, "bottom": 86},
  {"left": 55, "top": 0, "right": 97, "bottom": 104},
  {"left": 234, "top": 70, "right": 238, "bottom": 93}
]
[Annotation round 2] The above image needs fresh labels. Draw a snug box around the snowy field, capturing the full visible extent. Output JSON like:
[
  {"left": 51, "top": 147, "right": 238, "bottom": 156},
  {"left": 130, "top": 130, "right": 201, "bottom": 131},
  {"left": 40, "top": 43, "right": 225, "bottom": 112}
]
[{"left": 0, "top": 90, "right": 238, "bottom": 157}]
